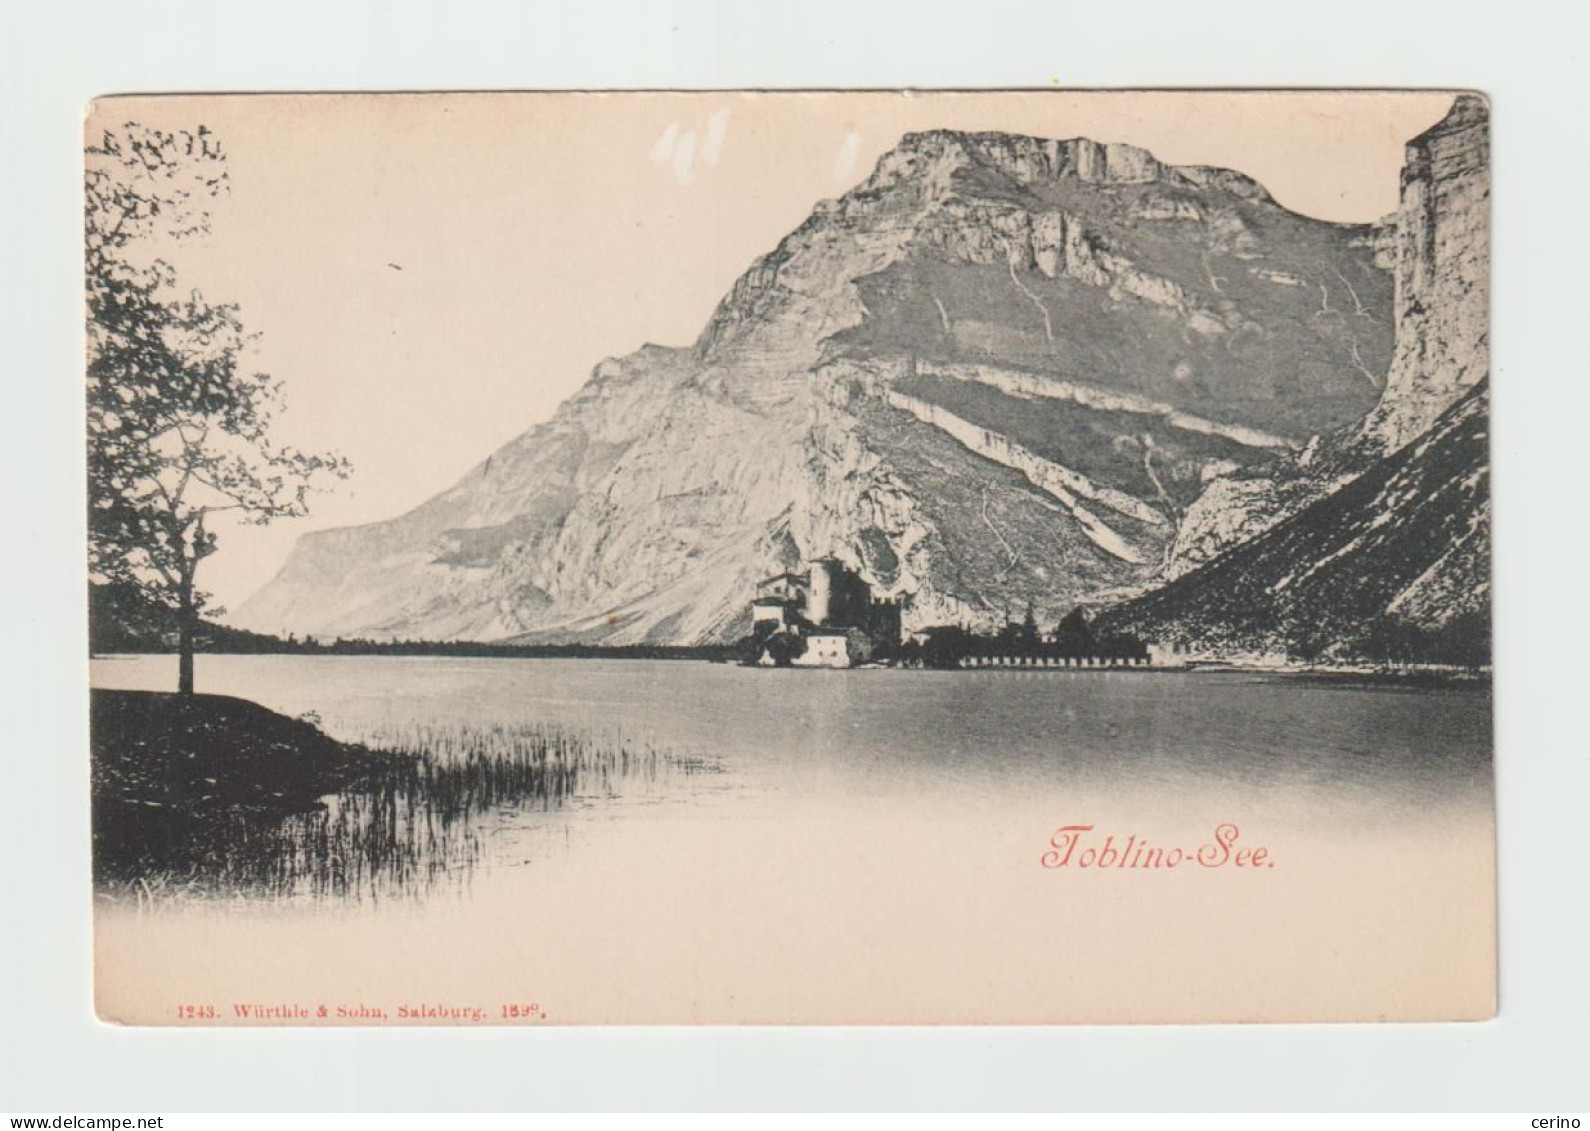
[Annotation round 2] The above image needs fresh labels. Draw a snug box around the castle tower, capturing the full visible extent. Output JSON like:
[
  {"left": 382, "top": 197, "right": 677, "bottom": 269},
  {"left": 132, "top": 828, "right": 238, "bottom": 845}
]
[{"left": 807, "top": 558, "right": 841, "bottom": 625}]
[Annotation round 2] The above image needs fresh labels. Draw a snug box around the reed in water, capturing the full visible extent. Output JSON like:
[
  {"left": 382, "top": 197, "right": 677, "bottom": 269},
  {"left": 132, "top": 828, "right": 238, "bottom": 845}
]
[{"left": 92, "top": 692, "right": 699, "bottom": 906}]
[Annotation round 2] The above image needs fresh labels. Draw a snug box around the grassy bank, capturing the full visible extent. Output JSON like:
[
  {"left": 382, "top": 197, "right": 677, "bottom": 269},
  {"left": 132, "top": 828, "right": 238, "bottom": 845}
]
[
  {"left": 91, "top": 690, "right": 392, "bottom": 891},
  {"left": 91, "top": 689, "right": 685, "bottom": 903}
]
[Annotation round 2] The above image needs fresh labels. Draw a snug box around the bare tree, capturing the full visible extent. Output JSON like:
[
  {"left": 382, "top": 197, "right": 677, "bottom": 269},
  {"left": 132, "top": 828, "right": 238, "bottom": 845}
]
[{"left": 86, "top": 123, "right": 348, "bottom": 693}]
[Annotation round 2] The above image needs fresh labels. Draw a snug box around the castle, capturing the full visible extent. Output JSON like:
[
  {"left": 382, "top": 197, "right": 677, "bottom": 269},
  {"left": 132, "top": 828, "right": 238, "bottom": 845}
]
[{"left": 748, "top": 558, "right": 902, "bottom": 668}]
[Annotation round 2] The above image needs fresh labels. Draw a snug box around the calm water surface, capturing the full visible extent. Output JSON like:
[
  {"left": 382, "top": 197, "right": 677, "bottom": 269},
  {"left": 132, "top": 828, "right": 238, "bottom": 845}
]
[
  {"left": 90, "top": 654, "right": 1492, "bottom": 897},
  {"left": 89, "top": 655, "right": 1497, "bottom": 1022}
]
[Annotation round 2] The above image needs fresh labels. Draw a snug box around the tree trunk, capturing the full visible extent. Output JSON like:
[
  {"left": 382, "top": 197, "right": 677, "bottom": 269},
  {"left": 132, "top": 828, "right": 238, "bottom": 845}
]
[{"left": 177, "top": 573, "right": 196, "bottom": 696}]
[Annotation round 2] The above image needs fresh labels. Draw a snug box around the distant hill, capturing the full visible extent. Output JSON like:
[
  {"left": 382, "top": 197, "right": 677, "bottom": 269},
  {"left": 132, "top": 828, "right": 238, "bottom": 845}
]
[{"left": 88, "top": 582, "right": 735, "bottom": 661}]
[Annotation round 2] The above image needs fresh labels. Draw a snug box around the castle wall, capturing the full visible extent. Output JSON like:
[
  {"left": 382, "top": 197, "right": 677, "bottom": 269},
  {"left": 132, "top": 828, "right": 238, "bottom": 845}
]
[{"left": 793, "top": 633, "right": 850, "bottom": 668}]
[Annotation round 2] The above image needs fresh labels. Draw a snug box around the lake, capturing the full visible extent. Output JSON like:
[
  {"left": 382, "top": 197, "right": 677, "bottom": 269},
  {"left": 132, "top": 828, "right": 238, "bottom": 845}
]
[{"left": 89, "top": 654, "right": 1495, "bottom": 1024}]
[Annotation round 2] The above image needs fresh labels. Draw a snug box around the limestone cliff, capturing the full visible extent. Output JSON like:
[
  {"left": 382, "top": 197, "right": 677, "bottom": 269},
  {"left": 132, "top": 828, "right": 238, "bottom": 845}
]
[{"left": 1364, "top": 94, "right": 1490, "bottom": 452}]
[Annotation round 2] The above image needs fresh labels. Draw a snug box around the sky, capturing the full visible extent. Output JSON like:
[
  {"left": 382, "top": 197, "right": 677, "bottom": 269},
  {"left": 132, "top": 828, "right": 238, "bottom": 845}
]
[{"left": 87, "top": 90, "right": 1457, "bottom": 614}]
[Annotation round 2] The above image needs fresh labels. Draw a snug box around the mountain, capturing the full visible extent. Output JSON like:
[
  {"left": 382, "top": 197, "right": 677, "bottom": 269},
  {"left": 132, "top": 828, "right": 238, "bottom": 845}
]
[
  {"left": 1094, "top": 95, "right": 1490, "bottom": 662},
  {"left": 235, "top": 129, "right": 1401, "bottom": 644},
  {"left": 1093, "top": 380, "right": 1490, "bottom": 663}
]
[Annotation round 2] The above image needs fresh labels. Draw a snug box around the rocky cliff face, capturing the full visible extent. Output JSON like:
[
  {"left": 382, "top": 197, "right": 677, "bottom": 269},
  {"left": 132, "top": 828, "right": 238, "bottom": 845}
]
[
  {"left": 236, "top": 129, "right": 1397, "bottom": 644},
  {"left": 1363, "top": 94, "right": 1490, "bottom": 452}
]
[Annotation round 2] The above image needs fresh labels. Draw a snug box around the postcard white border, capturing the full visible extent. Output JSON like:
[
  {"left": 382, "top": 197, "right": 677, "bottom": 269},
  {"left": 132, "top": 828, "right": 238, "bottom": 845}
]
[{"left": 4, "top": 0, "right": 1588, "bottom": 1112}]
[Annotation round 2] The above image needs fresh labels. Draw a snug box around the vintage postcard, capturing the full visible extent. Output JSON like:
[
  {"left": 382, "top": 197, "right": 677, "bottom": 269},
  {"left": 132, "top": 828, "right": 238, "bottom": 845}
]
[{"left": 86, "top": 90, "right": 1493, "bottom": 1025}]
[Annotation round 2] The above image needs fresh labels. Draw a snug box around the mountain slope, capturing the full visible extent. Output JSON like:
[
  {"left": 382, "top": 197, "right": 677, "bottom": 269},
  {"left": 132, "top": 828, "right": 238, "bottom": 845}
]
[
  {"left": 235, "top": 130, "right": 1395, "bottom": 644},
  {"left": 1093, "top": 381, "right": 1490, "bottom": 663}
]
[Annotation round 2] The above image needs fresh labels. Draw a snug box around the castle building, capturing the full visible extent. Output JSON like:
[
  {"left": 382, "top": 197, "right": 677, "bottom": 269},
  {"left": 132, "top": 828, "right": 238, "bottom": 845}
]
[
  {"left": 750, "top": 596, "right": 797, "bottom": 631},
  {"left": 751, "top": 571, "right": 809, "bottom": 633},
  {"left": 756, "top": 571, "right": 809, "bottom": 603},
  {"left": 793, "top": 628, "right": 851, "bottom": 668},
  {"left": 748, "top": 558, "right": 901, "bottom": 668}
]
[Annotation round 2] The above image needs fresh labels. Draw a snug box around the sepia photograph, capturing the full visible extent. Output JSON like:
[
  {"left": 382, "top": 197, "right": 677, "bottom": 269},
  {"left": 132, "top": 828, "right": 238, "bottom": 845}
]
[
  {"left": 84, "top": 90, "right": 1495, "bottom": 1026},
  {"left": 7, "top": 0, "right": 1590, "bottom": 1116}
]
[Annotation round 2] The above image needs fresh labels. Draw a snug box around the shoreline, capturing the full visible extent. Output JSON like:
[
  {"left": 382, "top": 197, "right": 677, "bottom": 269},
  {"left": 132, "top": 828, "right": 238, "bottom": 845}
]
[
  {"left": 91, "top": 651, "right": 1491, "bottom": 691},
  {"left": 90, "top": 689, "right": 397, "bottom": 894}
]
